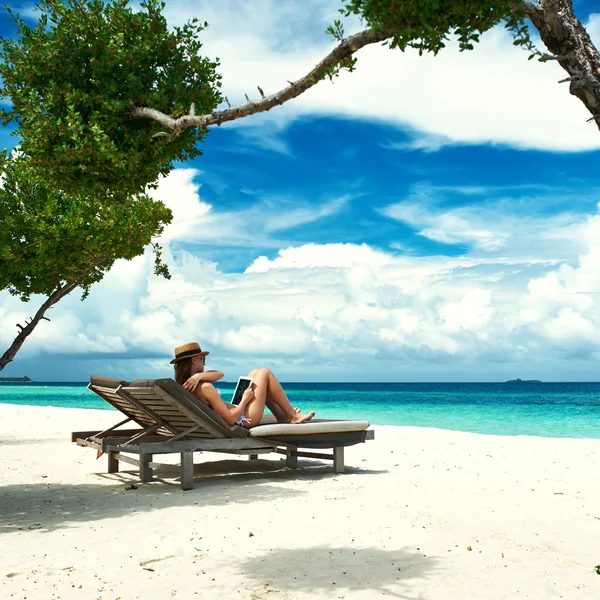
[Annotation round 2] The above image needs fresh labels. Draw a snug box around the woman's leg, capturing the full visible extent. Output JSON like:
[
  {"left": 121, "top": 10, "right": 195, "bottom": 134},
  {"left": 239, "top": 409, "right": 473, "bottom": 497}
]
[
  {"left": 245, "top": 368, "right": 315, "bottom": 427},
  {"left": 248, "top": 368, "right": 287, "bottom": 422},
  {"left": 247, "top": 368, "right": 300, "bottom": 423}
]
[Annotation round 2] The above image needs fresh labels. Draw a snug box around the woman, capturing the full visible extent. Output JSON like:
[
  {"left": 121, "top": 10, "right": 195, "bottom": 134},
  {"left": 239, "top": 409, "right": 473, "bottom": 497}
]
[{"left": 171, "top": 342, "right": 315, "bottom": 427}]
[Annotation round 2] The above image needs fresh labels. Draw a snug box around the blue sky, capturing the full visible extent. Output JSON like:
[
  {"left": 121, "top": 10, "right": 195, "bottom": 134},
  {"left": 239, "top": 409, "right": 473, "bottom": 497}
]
[{"left": 2, "top": 0, "right": 600, "bottom": 382}]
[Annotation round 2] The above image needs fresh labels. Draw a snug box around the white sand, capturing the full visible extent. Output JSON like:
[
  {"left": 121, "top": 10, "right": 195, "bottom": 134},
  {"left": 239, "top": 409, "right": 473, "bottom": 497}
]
[{"left": 1, "top": 404, "right": 599, "bottom": 600}]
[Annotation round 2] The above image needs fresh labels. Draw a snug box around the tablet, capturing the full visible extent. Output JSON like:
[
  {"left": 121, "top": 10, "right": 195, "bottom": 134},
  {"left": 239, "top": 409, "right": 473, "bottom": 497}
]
[{"left": 230, "top": 376, "right": 253, "bottom": 405}]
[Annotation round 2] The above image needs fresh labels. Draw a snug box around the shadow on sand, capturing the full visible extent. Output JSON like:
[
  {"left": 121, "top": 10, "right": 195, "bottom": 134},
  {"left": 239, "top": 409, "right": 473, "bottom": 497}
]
[
  {"left": 0, "top": 457, "right": 386, "bottom": 535},
  {"left": 239, "top": 545, "right": 439, "bottom": 600}
]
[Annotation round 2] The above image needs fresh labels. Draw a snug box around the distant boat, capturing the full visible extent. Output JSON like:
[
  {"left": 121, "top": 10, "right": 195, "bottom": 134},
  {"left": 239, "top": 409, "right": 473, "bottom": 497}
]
[
  {"left": 0, "top": 376, "right": 32, "bottom": 382},
  {"left": 505, "top": 378, "right": 542, "bottom": 383}
]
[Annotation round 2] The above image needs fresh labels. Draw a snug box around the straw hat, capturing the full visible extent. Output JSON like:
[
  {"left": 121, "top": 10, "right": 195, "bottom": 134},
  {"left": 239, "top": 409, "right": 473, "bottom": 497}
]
[{"left": 170, "top": 342, "right": 209, "bottom": 364}]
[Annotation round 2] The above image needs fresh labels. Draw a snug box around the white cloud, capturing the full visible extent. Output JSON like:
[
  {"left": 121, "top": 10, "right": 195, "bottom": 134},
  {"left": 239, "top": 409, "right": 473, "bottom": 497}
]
[
  {"left": 440, "top": 289, "right": 496, "bottom": 333},
  {"left": 148, "top": 169, "right": 349, "bottom": 248},
  {"left": 246, "top": 242, "right": 393, "bottom": 272},
  {"left": 263, "top": 195, "right": 349, "bottom": 233},
  {"left": 382, "top": 201, "right": 508, "bottom": 250},
  {"left": 5, "top": 165, "right": 600, "bottom": 381},
  {"left": 587, "top": 14, "right": 600, "bottom": 45},
  {"left": 148, "top": 169, "right": 212, "bottom": 244},
  {"left": 543, "top": 309, "right": 595, "bottom": 343},
  {"left": 379, "top": 183, "right": 592, "bottom": 259},
  {"left": 381, "top": 133, "right": 460, "bottom": 153}
]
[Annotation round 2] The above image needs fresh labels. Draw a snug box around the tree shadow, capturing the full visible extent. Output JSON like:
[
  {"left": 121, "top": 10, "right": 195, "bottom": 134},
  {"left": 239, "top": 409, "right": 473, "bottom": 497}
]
[
  {"left": 239, "top": 545, "right": 439, "bottom": 599},
  {"left": 0, "top": 475, "right": 298, "bottom": 536},
  {"left": 0, "top": 458, "right": 386, "bottom": 536}
]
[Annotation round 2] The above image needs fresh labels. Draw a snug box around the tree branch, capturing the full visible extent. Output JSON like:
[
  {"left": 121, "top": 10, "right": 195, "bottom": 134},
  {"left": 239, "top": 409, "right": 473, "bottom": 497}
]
[
  {"left": 0, "top": 281, "right": 80, "bottom": 371},
  {"left": 132, "top": 4, "right": 600, "bottom": 135},
  {"left": 520, "top": 0, "right": 541, "bottom": 18},
  {"left": 130, "top": 27, "right": 393, "bottom": 134}
]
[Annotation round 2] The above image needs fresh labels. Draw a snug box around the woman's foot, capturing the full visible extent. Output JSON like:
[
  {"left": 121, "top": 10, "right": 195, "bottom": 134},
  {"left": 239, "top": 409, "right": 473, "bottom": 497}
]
[
  {"left": 290, "top": 411, "right": 316, "bottom": 424},
  {"left": 275, "top": 407, "right": 302, "bottom": 423}
]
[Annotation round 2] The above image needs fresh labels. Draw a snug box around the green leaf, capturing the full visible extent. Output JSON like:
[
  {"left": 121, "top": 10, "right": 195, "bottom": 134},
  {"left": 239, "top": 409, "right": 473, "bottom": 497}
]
[
  {"left": 0, "top": 154, "right": 172, "bottom": 300},
  {"left": 0, "top": 0, "right": 222, "bottom": 198}
]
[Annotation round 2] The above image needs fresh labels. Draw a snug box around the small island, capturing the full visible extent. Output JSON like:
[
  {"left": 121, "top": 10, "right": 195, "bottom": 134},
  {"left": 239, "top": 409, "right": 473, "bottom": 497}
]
[
  {"left": 0, "top": 376, "right": 32, "bottom": 382},
  {"left": 505, "top": 378, "right": 542, "bottom": 383}
]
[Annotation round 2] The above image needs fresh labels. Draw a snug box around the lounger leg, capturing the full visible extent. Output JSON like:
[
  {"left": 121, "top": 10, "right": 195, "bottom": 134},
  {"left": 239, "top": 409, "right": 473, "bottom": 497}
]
[
  {"left": 181, "top": 451, "right": 194, "bottom": 491},
  {"left": 140, "top": 454, "right": 154, "bottom": 482},
  {"left": 107, "top": 451, "right": 119, "bottom": 474},
  {"left": 286, "top": 449, "right": 298, "bottom": 470},
  {"left": 333, "top": 447, "right": 345, "bottom": 474}
]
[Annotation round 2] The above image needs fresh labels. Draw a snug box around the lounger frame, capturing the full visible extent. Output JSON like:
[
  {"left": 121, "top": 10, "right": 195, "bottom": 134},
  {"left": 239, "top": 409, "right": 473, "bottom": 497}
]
[{"left": 73, "top": 377, "right": 374, "bottom": 490}]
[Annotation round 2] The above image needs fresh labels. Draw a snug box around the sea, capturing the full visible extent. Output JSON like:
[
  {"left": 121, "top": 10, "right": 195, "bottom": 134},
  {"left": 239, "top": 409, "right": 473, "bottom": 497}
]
[{"left": 1, "top": 381, "right": 600, "bottom": 439}]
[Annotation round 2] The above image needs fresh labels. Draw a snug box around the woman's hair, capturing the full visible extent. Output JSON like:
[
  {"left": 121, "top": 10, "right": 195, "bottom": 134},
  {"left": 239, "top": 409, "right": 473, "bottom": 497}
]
[{"left": 174, "top": 357, "right": 192, "bottom": 386}]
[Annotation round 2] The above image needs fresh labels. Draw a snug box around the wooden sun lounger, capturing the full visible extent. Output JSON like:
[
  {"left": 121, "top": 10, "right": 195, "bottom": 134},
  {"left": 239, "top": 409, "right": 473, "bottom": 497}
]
[{"left": 73, "top": 375, "right": 374, "bottom": 490}]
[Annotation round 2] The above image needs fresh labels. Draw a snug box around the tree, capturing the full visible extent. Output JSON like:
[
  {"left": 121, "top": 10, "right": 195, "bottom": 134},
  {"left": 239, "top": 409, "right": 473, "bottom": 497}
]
[
  {"left": 0, "top": 0, "right": 217, "bottom": 370},
  {"left": 0, "top": 155, "right": 171, "bottom": 370},
  {"left": 0, "top": 0, "right": 222, "bottom": 198},
  {"left": 0, "top": 0, "right": 598, "bottom": 369},
  {"left": 2, "top": 1, "right": 598, "bottom": 197}
]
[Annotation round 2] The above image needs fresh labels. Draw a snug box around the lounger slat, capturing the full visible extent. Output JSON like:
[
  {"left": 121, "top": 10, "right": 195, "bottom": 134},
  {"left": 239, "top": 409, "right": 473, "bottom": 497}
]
[
  {"left": 128, "top": 401, "right": 197, "bottom": 423},
  {"left": 125, "top": 394, "right": 169, "bottom": 402},
  {"left": 124, "top": 386, "right": 236, "bottom": 439},
  {"left": 162, "top": 422, "right": 211, "bottom": 432},
  {"left": 144, "top": 415, "right": 203, "bottom": 427},
  {"left": 90, "top": 383, "right": 180, "bottom": 438},
  {"left": 131, "top": 407, "right": 185, "bottom": 418},
  {"left": 152, "top": 385, "right": 237, "bottom": 438},
  {"left": 135, "top": 407, "right": 191, "bottom": 418},
  {"left": 110, "top": 405, "right": 154, "bottom": 421},
  {"left": 129, "top": 410, "right": 215, "bottom": 436},
  {"left": 90, "top": 386, "right": 159, "bottom": 429}
]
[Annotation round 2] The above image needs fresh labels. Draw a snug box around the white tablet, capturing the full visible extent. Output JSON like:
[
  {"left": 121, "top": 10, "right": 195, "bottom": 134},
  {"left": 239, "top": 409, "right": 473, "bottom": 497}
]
[{"left": 230, "top": 376, "right": 253, "bottom": 405}]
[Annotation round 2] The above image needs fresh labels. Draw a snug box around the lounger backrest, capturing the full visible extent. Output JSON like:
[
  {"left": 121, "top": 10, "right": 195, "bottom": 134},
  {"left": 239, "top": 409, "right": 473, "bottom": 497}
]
[
  {"left": 126, "top": 378, "right": 249, "bottom": 439},
  {"left": 88, "top": 375, "right": 174, "bottom": 437}
]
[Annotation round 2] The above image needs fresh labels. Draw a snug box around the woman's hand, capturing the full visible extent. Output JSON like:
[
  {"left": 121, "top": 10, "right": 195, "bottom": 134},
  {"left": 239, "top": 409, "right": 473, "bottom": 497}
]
[
  {"left": 183, "top": 373, "right": 203, "bottom": 392},
  {"left": 240, "top": 386, "right": 255, "bottom": 406}
]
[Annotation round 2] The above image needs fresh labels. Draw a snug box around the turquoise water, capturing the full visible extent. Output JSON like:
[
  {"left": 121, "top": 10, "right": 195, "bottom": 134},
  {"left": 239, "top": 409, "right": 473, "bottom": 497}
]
[{"left": 1, "top": 381, "right": 600, "bottom": 439}]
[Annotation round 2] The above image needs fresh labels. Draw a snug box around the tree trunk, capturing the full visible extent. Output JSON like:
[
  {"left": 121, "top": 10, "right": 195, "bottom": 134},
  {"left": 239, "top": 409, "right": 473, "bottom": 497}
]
[
  {"left": 0, "top": 282, "right": 78, "bottom": 372},
  {"left": 524, "top": 0, "right": 600, "bottom": 130}
]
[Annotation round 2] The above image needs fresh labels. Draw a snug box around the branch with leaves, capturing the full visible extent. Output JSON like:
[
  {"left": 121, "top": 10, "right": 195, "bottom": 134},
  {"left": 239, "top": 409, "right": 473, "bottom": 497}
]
[
  {"left": 0, "top": 282, "right": 78, "bottom": 370},
  {"left": 0, "top": 154, "right": 172, "bottom": 372},
  {"left": 128, "top": 0, "right": 600, "bottom": 137},
  {"left": 130, "top": 27, "right": 392, "bottom": 136}
]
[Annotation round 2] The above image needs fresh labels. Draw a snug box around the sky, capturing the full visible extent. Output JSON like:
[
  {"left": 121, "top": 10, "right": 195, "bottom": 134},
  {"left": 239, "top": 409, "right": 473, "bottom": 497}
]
[{"left": 1, "top": 0, "right": 600, "bottom": 382}]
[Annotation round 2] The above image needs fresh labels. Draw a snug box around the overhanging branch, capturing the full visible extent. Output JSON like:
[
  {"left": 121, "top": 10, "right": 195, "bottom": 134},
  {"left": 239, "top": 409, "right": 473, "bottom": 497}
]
[
  {"left": 0, "top": 280, "right": 80, "bottom": 371},
  {"left": 133, "top": 3, "right": 600, "bottom": 136},
  {"left": 130, "top": 27, "right": 393, "bottom": 134}
]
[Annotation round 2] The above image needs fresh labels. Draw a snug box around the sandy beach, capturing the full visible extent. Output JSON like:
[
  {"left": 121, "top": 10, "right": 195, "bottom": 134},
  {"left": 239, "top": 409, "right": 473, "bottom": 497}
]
[{"left": 1, "top": 404, "right": 599, "bottom": 599}]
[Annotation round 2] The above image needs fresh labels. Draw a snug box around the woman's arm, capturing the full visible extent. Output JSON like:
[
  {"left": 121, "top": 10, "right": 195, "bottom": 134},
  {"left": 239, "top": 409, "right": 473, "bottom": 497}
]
[
  {"left": 195, "top": 382, "right": 253, "bottom": 426},
  {"left": 182, "top": 370, "right": 224, "bottom": 392},
  {"left": 202, "top": 370, "right": 224, "bottom": 382}
]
